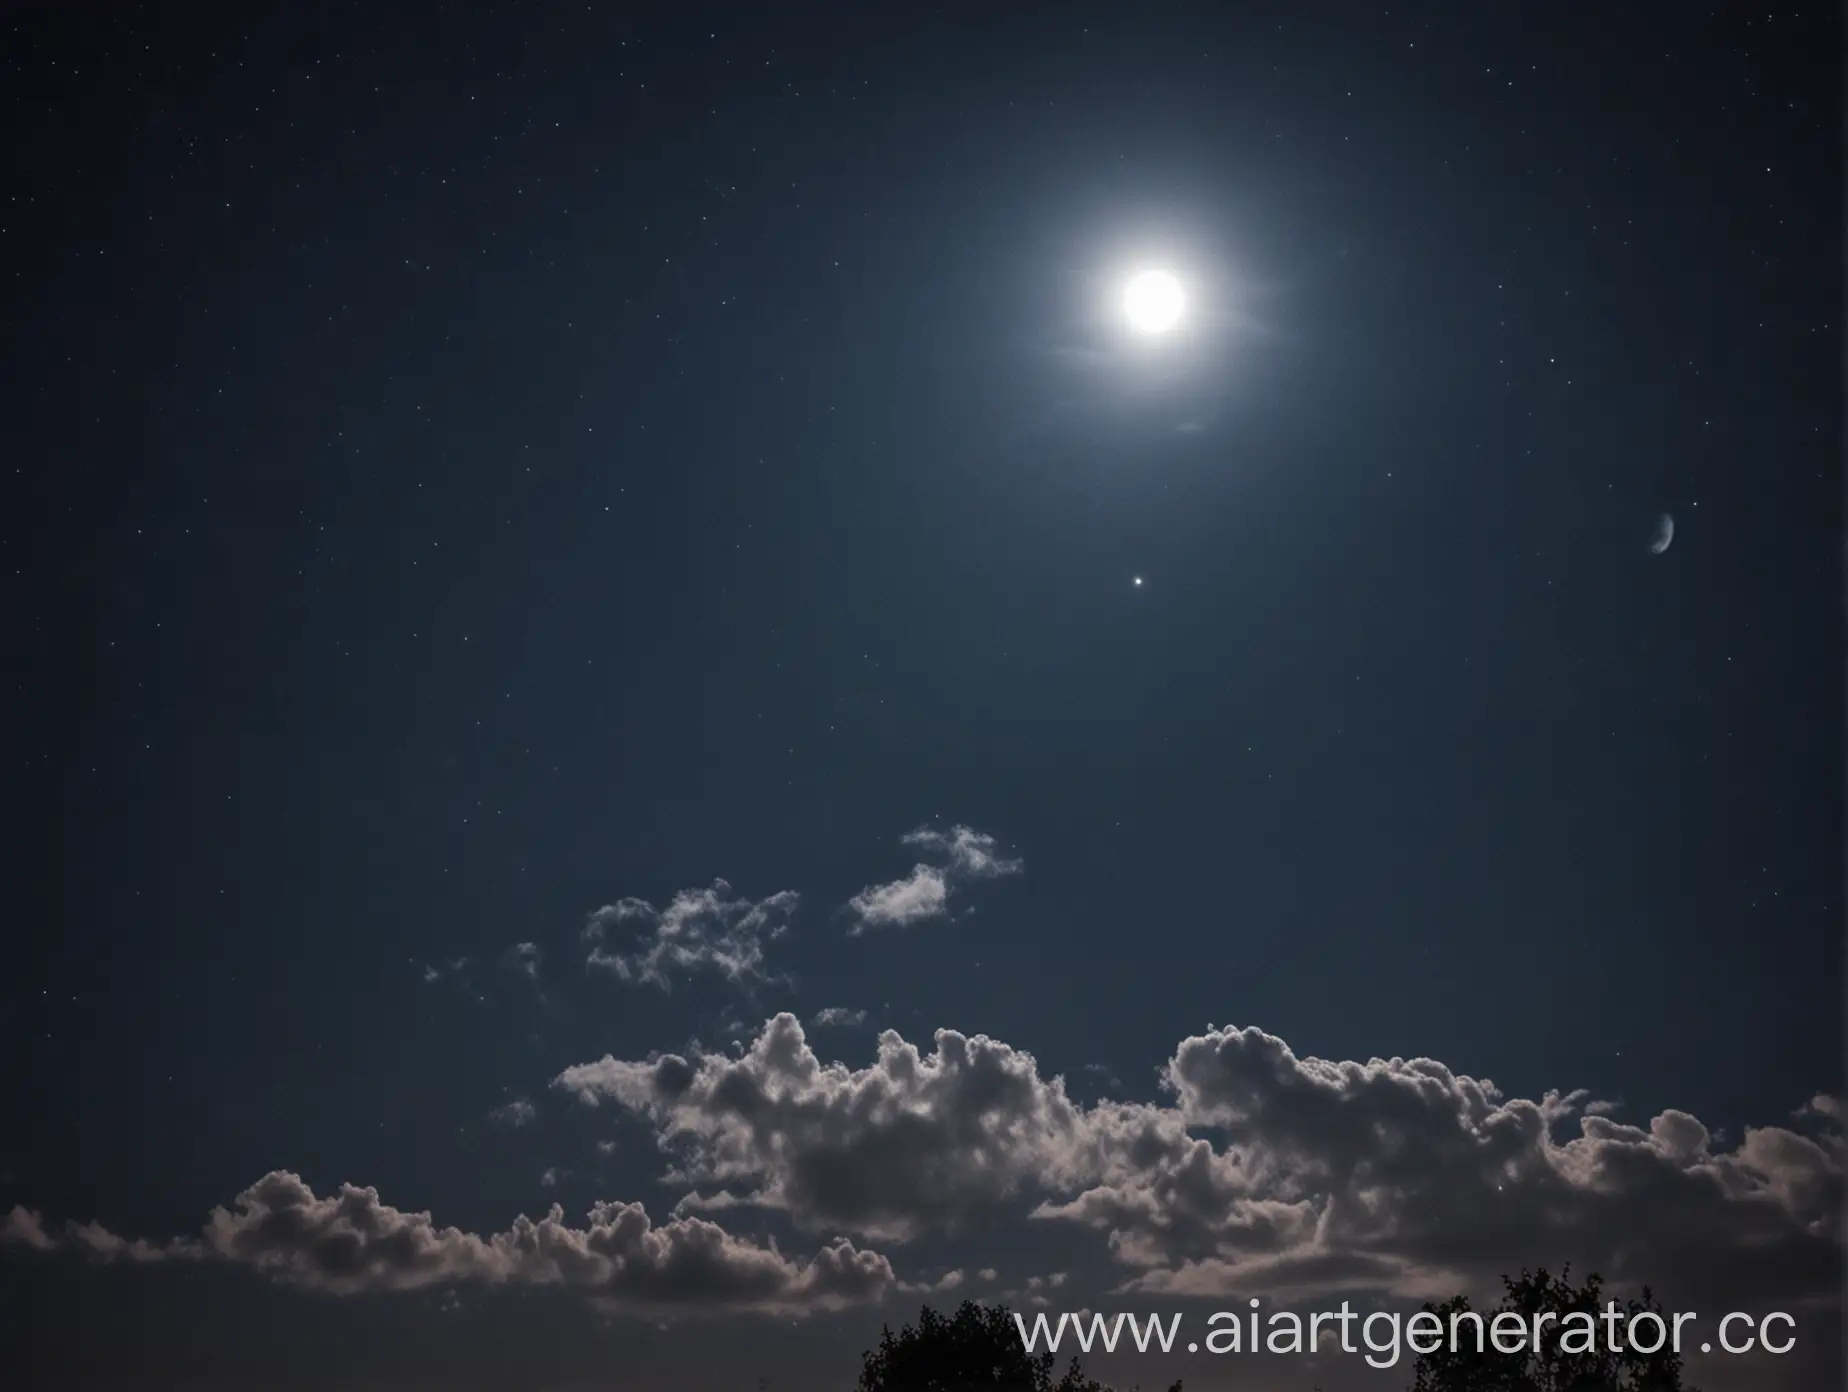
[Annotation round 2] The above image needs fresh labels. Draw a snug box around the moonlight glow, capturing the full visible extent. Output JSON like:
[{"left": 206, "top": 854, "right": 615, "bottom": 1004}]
[{"left": 1124, "top": 270, "right": 1185, "bottom": 334}]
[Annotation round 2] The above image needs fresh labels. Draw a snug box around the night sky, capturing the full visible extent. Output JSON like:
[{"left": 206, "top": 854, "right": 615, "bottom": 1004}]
[{"left": 4, "top": 3, "right": 1840, "bottom": 1390}]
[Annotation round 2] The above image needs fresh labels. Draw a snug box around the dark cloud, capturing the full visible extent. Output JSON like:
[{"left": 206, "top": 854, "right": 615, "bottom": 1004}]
[
  {"left": 583, "top": 880, "right": 798, "bottom": 990},
  {"left": 844, "top": 825, "right": 1023, "bottom": 933}
]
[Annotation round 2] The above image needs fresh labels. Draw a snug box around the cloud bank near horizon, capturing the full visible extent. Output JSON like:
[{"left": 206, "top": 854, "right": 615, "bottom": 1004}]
[
  {"left": 8, "top": 1017, "right": 1839, "bottom": 1323},
  {"left": 555, "top": 1012, "right": 1841, "bottom": 1311},
  {"left": 3, "top": 1169, "right": 892, "bottom": 1315}
]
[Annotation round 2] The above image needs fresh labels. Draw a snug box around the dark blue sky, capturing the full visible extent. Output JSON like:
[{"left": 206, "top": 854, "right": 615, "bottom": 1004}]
[{"left": 4, "top": 3, "right": 1839, "bottom": 1389}]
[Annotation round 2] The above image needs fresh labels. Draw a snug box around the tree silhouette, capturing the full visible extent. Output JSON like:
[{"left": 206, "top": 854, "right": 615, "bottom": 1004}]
[
  {"left": 1409, "top": 1267, "right": 1696, "bottom": 1391},
  {"left": 853, "top": 1300, "right": 1181, "bottom": 1392}
]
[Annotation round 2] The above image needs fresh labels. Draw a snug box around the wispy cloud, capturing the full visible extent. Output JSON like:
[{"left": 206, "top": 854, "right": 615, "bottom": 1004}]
[
  {"left": 489, "top": 1098, "right": 537, "bottom": 1128},
  {"left": 583, "top": 880, "right": 798, "bottom": 990},
  {"left": 844, "top": 825, "right": 1022, "bottom": 934},
  {"left": 418, "top": 957, "right": 472, "bottom": 985}
]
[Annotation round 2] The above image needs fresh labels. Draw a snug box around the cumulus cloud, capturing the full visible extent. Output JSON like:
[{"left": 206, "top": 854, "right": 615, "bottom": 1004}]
[
  {"left": 504, "top": 942, "right": 541, "bottom": 980},
  {"left": 14, "top": 1018, "right": 1837, "bottom": 1328},
  {"left": 553, "top": 1012, "right": 1090, "bottom": 1241},
  {"left": 6, "top": 1171, "right": 893, "bottom": 1315},
  {"left": 1051, "top": 1024, "right": 1844, "bottom": 1308},
  {"left": 553, "top": 1015, "right": 1842, "bottom": 1312},
  {"left": 844, "top": 825, "right": 1022, "bottom": 933},
  {"left": 810, "top": 1007, "right": 868, "bottom": 1029},
  {"left": 583, "top": 880, "right": 798, "bottom": 990}
]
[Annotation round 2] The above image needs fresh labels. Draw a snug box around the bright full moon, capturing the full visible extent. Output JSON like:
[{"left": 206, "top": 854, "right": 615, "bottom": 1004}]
[{"left": 1124, "top": 270, "right": 1184, "bottom": 334}]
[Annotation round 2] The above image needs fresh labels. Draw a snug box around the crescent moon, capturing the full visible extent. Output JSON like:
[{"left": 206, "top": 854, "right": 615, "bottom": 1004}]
[{"left": 1650, "top": 512, "right": 1674, "bottom": 555}]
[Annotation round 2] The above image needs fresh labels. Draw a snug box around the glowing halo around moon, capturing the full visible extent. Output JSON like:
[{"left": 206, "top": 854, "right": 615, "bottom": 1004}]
[{"left": 1123, "top": 269, "right": 1185, "bottom": 334}]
